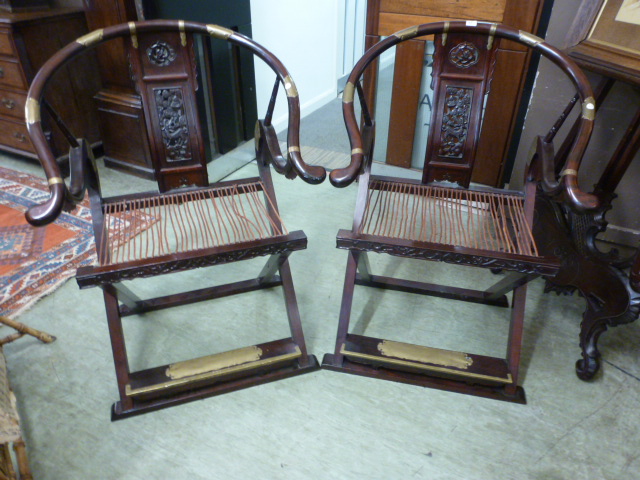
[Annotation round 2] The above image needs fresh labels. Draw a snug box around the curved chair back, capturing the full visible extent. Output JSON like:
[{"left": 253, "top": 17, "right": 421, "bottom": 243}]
[
  {"left": 331, "top": 21, "right": 597, "bottom": 212},
  {"left": 25, "top": 19, "right": 326, "bottom": 226}
]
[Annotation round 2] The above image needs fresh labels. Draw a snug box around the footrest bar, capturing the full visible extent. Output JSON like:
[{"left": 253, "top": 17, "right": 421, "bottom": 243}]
[
  {"left": 113, "top": 355, "right": 320, "bottom": 421},
  {"left": 126, "top": 338, "right": 302, "bottom": 400},
  {"left": 341, "top": 334, "right": 513, "bottom": 385},
  {"left": 322, "top": 353, "right": 525, "bottom": 404}
]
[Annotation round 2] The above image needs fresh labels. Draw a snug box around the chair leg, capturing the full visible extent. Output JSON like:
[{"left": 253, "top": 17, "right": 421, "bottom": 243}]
[
  {"left": 259, "top": 253, "right": 288, "bottom": 284},
  {"left": 103, "top": 251, "right": 318, "bottom": 419},
  {"left": 484, "top": 272, "right": 538, "bottom": 302},
  {"left": 324, "top": 250, "right": 359, "bottom": 367},
  {"left": 0, "top": 442, "right": 16, "bottom": 480},
  {"left": 356, "top": 251, "right": 372, "bottom": 281},
  {"left": 278, "top": 258, "right": 309, "bottom": 366},
  {"left": 0, "top": 316, "right": 56, "bottom": 346},
  {"left": 323, "top": 249, "right": 529, "bottom": 403},
  {"left": 113, "top": 283, "right": 145, "bottom": 311},
  {"left": 12, "top": 440, "right": 31, "bottom": 480},
  {"left": 102, "top": 284, "right": 133, "bottom": 412},
  {"left": 506, "top": 283, "right": 528, "bottom": 394}
]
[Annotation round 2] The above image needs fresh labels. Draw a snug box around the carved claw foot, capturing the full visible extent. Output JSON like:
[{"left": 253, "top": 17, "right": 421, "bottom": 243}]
[{"left": 575, "top": 356, "right": 600, "bottom": 380}]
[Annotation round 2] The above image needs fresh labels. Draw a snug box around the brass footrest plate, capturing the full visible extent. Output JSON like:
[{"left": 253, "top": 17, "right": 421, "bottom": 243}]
[
  {"left": 341, "top": 335, "right": 512, "bottom": 385},
  {"left": 126, "top": 341, "right": 302, "bottom": 398}
]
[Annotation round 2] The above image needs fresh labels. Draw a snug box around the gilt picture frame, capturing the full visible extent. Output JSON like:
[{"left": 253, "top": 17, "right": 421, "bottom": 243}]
[{"left": 566, "top": 0, "right": 640, "bottom": 84}]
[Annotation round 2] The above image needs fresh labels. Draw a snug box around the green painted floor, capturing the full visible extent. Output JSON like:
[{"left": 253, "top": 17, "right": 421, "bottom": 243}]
[{"left": 1, "top": 149, "right": 639, "bottom": 480}]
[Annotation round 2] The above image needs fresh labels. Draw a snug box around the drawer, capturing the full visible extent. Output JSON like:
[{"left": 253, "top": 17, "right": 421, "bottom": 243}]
[
  {"left": 0, "top": 59, "right": 26, "bottom": 91},
  {"left": 0, "top": 116, "right": 35, "bottom": 153},
  {"left": 0, "top": 31, "right": 15, "bottom": 57},
  {"left": 0, "top": 89, "right": 26, "bottom": 119}
]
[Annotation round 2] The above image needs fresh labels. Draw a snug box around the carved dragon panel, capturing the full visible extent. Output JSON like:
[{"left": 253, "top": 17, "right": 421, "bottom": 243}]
[
  {"left": 438, "top": 86, "right": 473, "bottom": 159},
  {"left": 154, "top": 88, "right": 192, "bottom": 163}
]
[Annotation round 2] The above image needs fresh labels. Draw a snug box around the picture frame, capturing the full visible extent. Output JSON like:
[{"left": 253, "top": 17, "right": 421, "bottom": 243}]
[{"left": 565, "top": 0, "right": 640, "bottom": 84}]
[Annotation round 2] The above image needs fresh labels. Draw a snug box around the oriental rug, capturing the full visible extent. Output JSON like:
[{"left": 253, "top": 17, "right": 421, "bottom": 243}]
[{"left": 0, "top": 166, "right": 154, "bottom": 319}]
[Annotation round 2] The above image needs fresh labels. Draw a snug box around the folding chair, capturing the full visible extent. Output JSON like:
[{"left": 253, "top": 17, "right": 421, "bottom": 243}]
[
  {"left": 323, "top": 21, "right": 598, "bottom": 402},
  {"left": 24, "top": 20, "right": 326, "bottom": 419}
]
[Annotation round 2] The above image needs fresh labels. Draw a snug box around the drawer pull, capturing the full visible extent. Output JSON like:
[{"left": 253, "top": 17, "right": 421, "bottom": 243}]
[
  {"left": 0, "top": 67, "right": 3, "bottom": 78},
  {"left": 2, "top": 98, "right": 15, "bottom": 109},
  {"left": 13, "top": 131, "right": 26, "bottom": 143}
]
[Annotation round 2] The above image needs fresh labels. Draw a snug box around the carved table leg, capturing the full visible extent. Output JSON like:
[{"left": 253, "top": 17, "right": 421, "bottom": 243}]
[{"left": 535, "top": 195, "right": 637, "bottom": 379}]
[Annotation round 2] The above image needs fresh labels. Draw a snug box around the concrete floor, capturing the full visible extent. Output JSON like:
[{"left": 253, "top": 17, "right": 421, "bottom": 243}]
[{"left": 1, "top": 147, "right": 640, "bottom": 479}]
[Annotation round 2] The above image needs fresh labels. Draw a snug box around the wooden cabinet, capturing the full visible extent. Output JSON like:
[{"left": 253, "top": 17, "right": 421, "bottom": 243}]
[
  {"left": 365, "top": 0, "right": 551, "bottom": 186},
  {"left": 0, "top": 8, "right": 101, "bottom": 162}
]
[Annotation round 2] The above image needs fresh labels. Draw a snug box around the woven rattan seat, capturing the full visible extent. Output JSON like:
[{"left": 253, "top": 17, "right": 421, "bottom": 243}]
[
  {"left": 360, "top": 179, "right": 538, "bottom": 257},
  {"left": 97, "top": 180, "right": 286, "bottom": 267}
]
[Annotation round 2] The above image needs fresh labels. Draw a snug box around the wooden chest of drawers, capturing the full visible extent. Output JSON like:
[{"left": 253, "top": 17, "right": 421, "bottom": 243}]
[{"left": 0, "top": 8, "right": 101, "bottom": 161}]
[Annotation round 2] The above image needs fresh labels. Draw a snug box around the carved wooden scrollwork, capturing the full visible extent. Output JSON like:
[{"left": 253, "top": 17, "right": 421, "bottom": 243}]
[
  {"left": 78, "top": 237, "right": 307, "bottom": 287},
  {"left": 154, "top": 88, "right": 192, "bottom": 162},
  {"left": 147, "top": 41, "right": 177, "bottom": 66},
  {"left": 338, "top": 237, "right": 558, "bottom": 275},
  {"left": 438, "top": 86, "right": 473, "bottom": 159},
  {"left": 448, "top": 42, "right": 479, "bottom": 69}
]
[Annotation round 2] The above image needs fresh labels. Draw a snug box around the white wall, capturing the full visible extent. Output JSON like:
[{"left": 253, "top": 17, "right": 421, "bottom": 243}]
[{"left": 250, "top": 0, "right": 340, "bottom": 133}]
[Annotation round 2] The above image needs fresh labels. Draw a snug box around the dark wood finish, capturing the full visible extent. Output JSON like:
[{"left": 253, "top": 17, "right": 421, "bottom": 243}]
[
  {"left": 84, "top": 0, "right": 152, "bottom": 179},
  {"left": 113, "top": 356, "right": 320, "bottom": 421},
  {"left": 422, "top": 32, "right": 497, "bottom": 186},
  {"left": 325, "top": 22, "right": 598, "bottom": 401},
  {"left": 94, "top": 90, "right": 154, "bottom": 178},
  {"left": 523, "top": 4, "right": 640, "bottom": 379},
  {"left": 23, "top": 20, "right": 326, "bottom": 419},
  {"left": 355, "top": 272, "right": 510, "bottom": 307},
  {"left": 85, "top": 0, "right": 259, "bottom": 178},
  {"left": 322, "top": 356, "right": 525, "bottom": 404},
  {"left": 534, "top": 194, "right": 636, "bottom": 380},
  {"left": 0, "top": 8, "right": 100, "bottom": 163},
  {"left": 364, "top": 0, "right": 549, "bottom": 186},
  {"left": 0, "top": 0, "right": 48, "bottom": 13},
  {"left": 127, "top": 29, "right": 208, "bottom": 191}
]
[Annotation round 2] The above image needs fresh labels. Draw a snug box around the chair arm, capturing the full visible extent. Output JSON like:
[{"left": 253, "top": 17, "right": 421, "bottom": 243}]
[
  {"left": 279, "top": 90, "right": 326, "bottom": 184},
  {"left": 24, "top": 124, "right": 74, "bottom": 227},
  {"left": 329, "top": 95, "right": 371, "bottom": 187},
  {"left": 529, "top": 136, "right": 599, "bottom": 212}
]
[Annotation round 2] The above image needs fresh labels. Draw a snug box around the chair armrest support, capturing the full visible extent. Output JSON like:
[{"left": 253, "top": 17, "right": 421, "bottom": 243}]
[
  {"left": 528, "top": 136, "right": 600, "bottom": 212},
  {"left": 256, "top": 121, "right": 294, "bottom": 178}
]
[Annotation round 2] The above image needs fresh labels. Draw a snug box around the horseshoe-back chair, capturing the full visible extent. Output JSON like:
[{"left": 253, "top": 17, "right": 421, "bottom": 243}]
[
  {"left": 24, "top": 20, "right": 326, "bottom": 419},
  {"left": 322, "top": 21, "right": 598, "bottom": 402}
]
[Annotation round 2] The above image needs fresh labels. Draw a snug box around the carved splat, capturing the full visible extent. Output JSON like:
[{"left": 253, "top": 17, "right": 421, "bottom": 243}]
[
  {"left": 128, "top": 31, "right": 207, "bottom": 191},
  {"left": 422, "top": 34, "right": 498, "bottom": 187},
  {"left": 438, "top": 86, "right": 473, "bottom": 159},
  {"left": 153, "top": 88, "right": 192, "bottom": 162}
]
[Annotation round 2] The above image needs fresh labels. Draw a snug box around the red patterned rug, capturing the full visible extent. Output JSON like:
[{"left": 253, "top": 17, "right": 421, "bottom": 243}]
[{"left": 0, "top": 166, "right": 153, "bottom": 319}]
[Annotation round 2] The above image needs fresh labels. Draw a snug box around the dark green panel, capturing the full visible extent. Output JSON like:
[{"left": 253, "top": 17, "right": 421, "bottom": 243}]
[{"left": 144, "top": 0, "right": 250, "bottom": 27}]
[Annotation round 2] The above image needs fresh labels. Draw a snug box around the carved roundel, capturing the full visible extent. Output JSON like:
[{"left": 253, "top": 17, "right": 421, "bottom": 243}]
[
  {"left": 448, "top": 42, "right": 479, "bottom": 69},
  {"left": 147, "top": 41, "right": 177, "bottom": 67}
]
